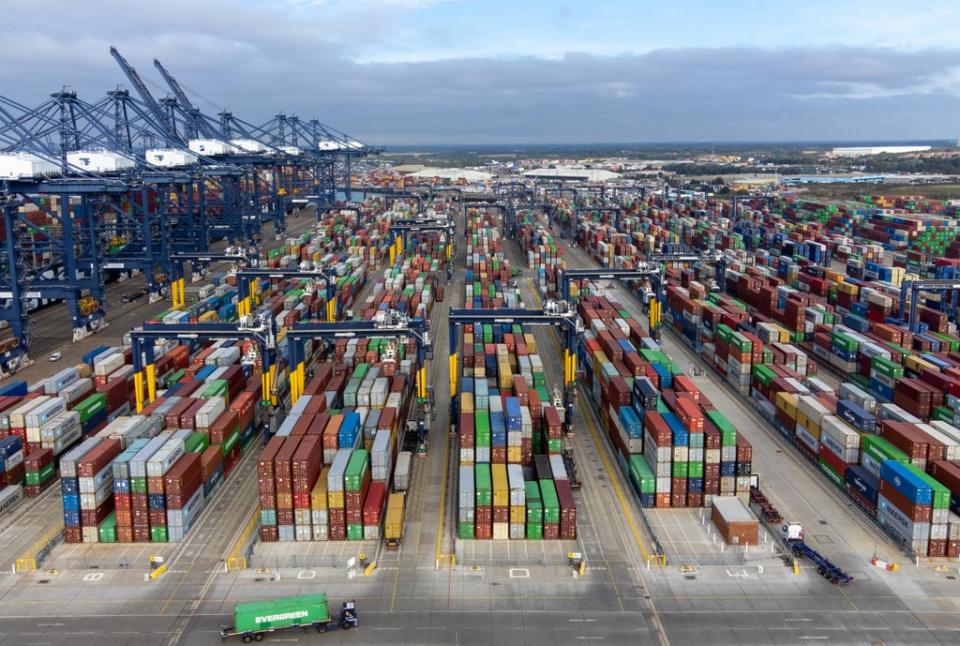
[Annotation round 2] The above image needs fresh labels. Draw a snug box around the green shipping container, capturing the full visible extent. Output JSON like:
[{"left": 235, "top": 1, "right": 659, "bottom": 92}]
[
  {"left": 751, "top": 364, "right": 776, "bottom": 388},
  {"left": 705, "top": 410, "right": 737, "bottom": 446},
  {"left": 200, "top": 379, "right": 229, "bottom": 400},
  {"left": 98, "top": 513, "right": 117, "bottom": 543},
  {"left": 629, "top": 455, "right": 655, "bottom": 494},
  {"left": 25, "top": 462, "right": 56, "bottom": 486},
  {"left": 687, "top": 460, "right": 704, "bottom": 479},
  {"left": 871, "top": 356, "right": 903, "bottom": 380},
  {"left": 75, "top": 393, "right": 107, "bottom": 423},
  {"left": 861, "top": 434, "right": 909, "bottom": 464},
  {"left": 933, "top": 406, "right": 954, "bottom": 423},
  {"left": 232, "top": 594, "right": 330, "bottom": 635},
  {"left": 184, "top": 432, "right": 209, "bottom": 454},
  {"left": 344, "top": 450, "right": 369, "bottom": 491},
  {"left": 150, "top": 526, "right": 168, "bottom": 543},
  {"left": 131, "top": 477, "right": 148, "bottom": 494},
  {"left": 539, "top": 479, "right": 560, "bottom": 524},
  {"left": 347, "top": 524, "right": 364, "bottom": 540},
  {"left": 475, "top": 464, "right": 492, "bottom": 507},
  {"left": 818, "top": 459, "right": 844, "bottom": 488},
  {"left": 672, "top": 461, "right": 689, "bottom": 478},
  {"left": 525, "top": 521, "right": 543, "bottom": 539},
  {"left": 222, "top": 429, "right": 240, "bottom": 456},
  {"left": 458, "top": 522, "right": 475, "bottom": 539}
]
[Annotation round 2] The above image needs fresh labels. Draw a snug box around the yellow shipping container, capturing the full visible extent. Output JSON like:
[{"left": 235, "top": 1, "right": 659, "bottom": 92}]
[
  {"left": 507, "top": 446, "right": 522, "bottom": 463},
  {"left": 492, "top": 464, "right": 509, "bottom": 508},
  {"left": 327, "top": 490, "right": 345, "bottom": 509},
  {"left": 836, "top": 282, "right": 859, "bottom": 297},
  {"left": 311, "top": 467, "right": 329, "bottom": 510},
  {"left": 905, "top": 354, "right": 936, "bottom": 373},
  {"left": 776, "top": 392, "right": 798, "bottom": 419},
  {"left": 461, "top": 392, "right": 474, "bottom": 415},
  {"left": 825, "top": 270, "right": 845, "bottom": 284},
  {"left": 510, "top": 505, "right": 525, "bottom": 524},
  {"left": 524, "top": 333, "right": 537, "bottom": 354},
  {"left": 773, "top": 325, "right": 791, "bottom": 343},
  {"left": 384, "top": 493, "right": 405, "bottom": 541},
  {"left": 889, "top": 267, "right": 906, "bottom": 287},
  {"left": 199, "top": 310, "right": 219, "bottom": 322}
]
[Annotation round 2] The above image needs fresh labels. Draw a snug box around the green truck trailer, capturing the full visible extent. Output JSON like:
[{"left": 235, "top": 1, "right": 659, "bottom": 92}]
[{"left": 220, "top": 594, "right": 357, "bottom": 641}]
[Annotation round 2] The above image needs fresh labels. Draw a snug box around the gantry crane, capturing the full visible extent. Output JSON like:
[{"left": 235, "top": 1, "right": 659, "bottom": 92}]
[{"left": 447, "top": 300, "right": 583, "bottom": 433}]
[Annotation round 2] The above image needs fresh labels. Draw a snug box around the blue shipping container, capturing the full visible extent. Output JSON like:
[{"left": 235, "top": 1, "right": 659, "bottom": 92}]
[{"left": 880, "top": 460, "right": 932, "bottom": 505}]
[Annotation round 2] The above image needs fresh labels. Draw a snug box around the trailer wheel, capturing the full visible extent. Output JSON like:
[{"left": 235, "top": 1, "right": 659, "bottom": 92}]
[
  {"left": 242, "top": 635, "right": 253, "bottom": 643},
  {"left": 254, "top": 634, "right": 264, "bottom": 642},
  {"left": 315, "top": 623, "right": 327, "bottom": 633}
]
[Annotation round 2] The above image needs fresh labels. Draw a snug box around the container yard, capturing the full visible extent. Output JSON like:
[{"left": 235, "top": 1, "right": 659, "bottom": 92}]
[{"left": 2, "top": 34, "right": 960, "bottom": 646}]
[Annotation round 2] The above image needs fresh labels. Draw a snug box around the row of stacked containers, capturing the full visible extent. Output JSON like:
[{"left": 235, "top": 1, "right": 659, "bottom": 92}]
[
  {"left": 574, "top": 288, "right": 755, "bottom": 508},
  {"left": 458, "top": 207, "right": 576, "bottom": 540},
  {"left": 567, "top": 189, "right": 960, "bottom": 558},
  {"left": 255, "top": 223, "right": 451, "bottom": 543},
  {"left": 515, "top": 215, "right": 564, "bottom": 296},
  {"left": 0, "top": 211, "right": 389, "bottom": 543}
]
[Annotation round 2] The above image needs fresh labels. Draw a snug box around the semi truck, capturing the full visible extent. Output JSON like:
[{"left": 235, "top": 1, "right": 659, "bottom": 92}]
[{"left": 220, "top": 594, "right": 357, "bottom": 642}]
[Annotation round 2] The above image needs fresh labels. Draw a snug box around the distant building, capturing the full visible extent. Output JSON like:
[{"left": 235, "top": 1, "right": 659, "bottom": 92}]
[
  {"left": 830, "top": 146, "right": 931, "bottom": 157},
  {"left": 522, "top": 167, "right": 620, "bottom": 182},
  {"left": 405, "top": 167, "right": 493, "bottom": 182}
]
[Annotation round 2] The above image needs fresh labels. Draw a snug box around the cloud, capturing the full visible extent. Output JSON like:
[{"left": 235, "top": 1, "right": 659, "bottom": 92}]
[{"left": 0, "top": 1, "right": 958, "bottom": 145}]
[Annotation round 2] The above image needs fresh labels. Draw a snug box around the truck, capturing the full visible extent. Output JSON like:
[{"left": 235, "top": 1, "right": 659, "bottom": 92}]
[
  {"left": 751, "top": 485, "right": 853, "bottom": 586},
  {"left": 220, "top": 594, "right": 358, "bottom": 642}
]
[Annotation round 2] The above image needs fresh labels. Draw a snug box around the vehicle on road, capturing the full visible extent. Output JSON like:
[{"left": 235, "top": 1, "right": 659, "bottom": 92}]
[
  {"left": 48, "top": 352, "right": 61, "bottom": 362},
  {"left": 220, "top": 594, "right": 357, "bottom": 642},
  {"left": 121, "top": 288, "right": 148, "bottom": 304}
]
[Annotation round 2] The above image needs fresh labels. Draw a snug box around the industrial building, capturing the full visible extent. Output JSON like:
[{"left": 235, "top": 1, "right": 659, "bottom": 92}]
[{"left": 830, "top": 145, "right": 932, "bottom": 156}]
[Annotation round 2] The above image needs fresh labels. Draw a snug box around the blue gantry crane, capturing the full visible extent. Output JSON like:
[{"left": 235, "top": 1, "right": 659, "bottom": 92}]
[
  {"left": 129, "top": 309, "right": 433, "bottom": 432},
  {"left": 447, "top": 301, "right": 583, "bottom": 432},
  {"left": 0, "top": 45, "right": 377, "bottom": 375},
  {"left": 898, "top": 279, "right": 960, "bottom": 332}
]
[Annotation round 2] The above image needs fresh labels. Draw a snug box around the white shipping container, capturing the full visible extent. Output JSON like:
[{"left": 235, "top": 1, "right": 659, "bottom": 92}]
[
  {"left": 95, "top": 353, "right": 124, "bottom": 377},
  {"left": 9, "top": 397, "right": 51, "bottom": 430}
]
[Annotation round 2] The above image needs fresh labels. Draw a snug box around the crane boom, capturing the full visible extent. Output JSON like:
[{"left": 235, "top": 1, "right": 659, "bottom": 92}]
[
  {"left": 109, "top": 46, "right": 180, "bottom": 145},
  {"left": 153, "top": 58, "right": 218, "bottom": 138}
]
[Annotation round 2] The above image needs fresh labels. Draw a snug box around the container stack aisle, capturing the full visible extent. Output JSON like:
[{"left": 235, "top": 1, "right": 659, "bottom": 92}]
[
  {"left": 254, "top": 214, "right": 449, "bottom": 545},
  {"left": 456, "top": 206, "right": 576, "bottom": 542}
]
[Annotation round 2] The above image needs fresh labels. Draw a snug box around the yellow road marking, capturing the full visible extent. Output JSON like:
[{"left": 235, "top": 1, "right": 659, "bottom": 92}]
[
  {"left": 14, "top": 523, "right": 63, "bottom": 573},
  {"left": 435, "top": 434, "right": 453, "bottom": 568},
  {"left": 226, "top": 506, "right": 259, "bottom": 572},
  {"left": 581, "top": 398, "right": 654, "bottom": 563}
]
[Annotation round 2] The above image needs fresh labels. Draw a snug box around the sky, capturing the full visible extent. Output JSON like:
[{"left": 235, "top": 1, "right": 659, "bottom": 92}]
[{"left": 2, "top": 0, "right": 960, "bottom": 145}]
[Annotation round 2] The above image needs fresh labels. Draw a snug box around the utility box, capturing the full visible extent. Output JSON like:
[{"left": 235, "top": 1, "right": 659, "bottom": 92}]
[{"left": 711, "top": 495, "right": 759, "bottom": 546}]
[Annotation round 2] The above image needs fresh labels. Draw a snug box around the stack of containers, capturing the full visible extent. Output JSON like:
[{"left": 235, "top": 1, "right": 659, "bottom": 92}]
[
  {"left": 457, "top": 206, "right": 575, "bottom": 540},
  {"left": 344, "top": 449, "right": 371, "bottom": 541},
  {"left": 292, "top": 436, "right": 323, "bottom": 542},
  {"left": 327, "top": 449, "right": 349, "bottom": 540},
  {"left": 164, "top": 452, "right": 204, "bottom": 542},
  {"left": 0, "top": 436, "right": 24, "bottom": 490},
  {"left": 77, "top": 438, "right": 122, "bottom": 543}
]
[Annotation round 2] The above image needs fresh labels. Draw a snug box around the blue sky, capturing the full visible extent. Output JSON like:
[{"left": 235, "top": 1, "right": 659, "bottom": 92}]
[{"left": 2, "top": 0, "right": 960, "bottom": 144}]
